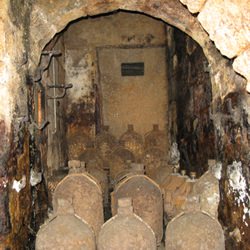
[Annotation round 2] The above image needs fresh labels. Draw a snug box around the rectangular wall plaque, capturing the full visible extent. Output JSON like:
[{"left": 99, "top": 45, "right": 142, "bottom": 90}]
[{"left": 121, "top": 62, "right": 144, "bottom": 76}]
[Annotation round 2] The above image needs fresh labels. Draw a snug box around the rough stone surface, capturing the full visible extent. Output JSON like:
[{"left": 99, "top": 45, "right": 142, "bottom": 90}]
[
  {"left": 233, "top": 48, "right": 250, "bottom": 93},
  {"left": 198, "top": 0, "right": 250, "bottom": 58},
  {"left": 0, "top": 1, "right": 17, "bottom": 133},
  {"left": 225, "top": 161, "right": 250, "bottom": 242},
  {"left": 165, "top": 212, "right": 225, "bottom": 250},
  {"left": 0, "top": 2, "right": 21, "bottom": 244},
  {"left": 28, "top": 0, "right": 247, "bottom": 97},
  {"left": 180, "top": 0, "right": 207, "bottom": 13},
  {"left": 28, "top": 0, "right": 211, "bottom": 73},
  {"left": 173, "top": 28, "right": 216, "bottom": 174}
]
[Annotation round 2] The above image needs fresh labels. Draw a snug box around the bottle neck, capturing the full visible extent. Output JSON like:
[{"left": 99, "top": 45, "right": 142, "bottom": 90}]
[
  {"left": 103, "top": 125, "right": 109, "bottom": 132},
  {"left": 127, "top": 124, "right": 134, "bottom": 132},
  {"left": 117, "top": 197, "right": 133, "bottom": 216},
  {"left": 131, "top": 163, "right": 144, "bottom": 175},
  {"left": 153, "top": 124, "right": 159, "bottom": 131},
  {"left": 68, "top": 160, "right": 86, "bottom": 173}
]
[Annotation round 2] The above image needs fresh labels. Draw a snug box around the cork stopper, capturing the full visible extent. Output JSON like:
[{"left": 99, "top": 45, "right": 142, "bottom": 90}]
[
  {"left": 80, "top": 161, "right": 86, "bottom": 169},
  {"left": 172, "top": 166, "right": 179, "bottom": 174},
  {"left": 117, "top": 197, "right": 133, "bottom": 215},
  {"left": 68, "top": 160, "right": 86, "bottom": 174},
  {"left": 153, "top": 124, "right": 159, "bottom": 131},
  {"left": 180, "top": 169, "right": 186, "bottom": 176},
  {"left": 68, "top": 160, "right": 80, "bottom": 169},
  {"left": 126, "top": 160, "right": 132, "bottom": 167},
  {"left": 190, "top": 171, "right": 197, "bottom": 180},
  {"left": 130, "top": 163, "right": 145, "bottom": 174},
  {"left": 127, "top": 124, "right": 134, "bottom": 132}
]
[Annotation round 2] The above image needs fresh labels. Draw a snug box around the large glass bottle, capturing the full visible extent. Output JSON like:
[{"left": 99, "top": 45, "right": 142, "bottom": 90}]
[
  {"left": 111, "top": 174, "right": 163, "bottom": 245},
  {"left": 161, "top": 168, "right": 188, "bottom": 220},
  {"left": 144, "top": 124, "right": 167, "bottom": 152},
  {"left": 119, "top": 124, "right": 144, "bottom": 161},
  {"left": 95, "top": 125, "right": 117, "bottom": 160},
  {"left": 98, "top": 197, "right": 157, "bottom": 250},
  {"left": 165, "top": 211, "right": 225, "bottom": 250},
  {"left": 36, "top": 203, "right": 96, "bottom": 250},
  {"left": 53, "top": 171, "right": 104, "bottom": 237}
]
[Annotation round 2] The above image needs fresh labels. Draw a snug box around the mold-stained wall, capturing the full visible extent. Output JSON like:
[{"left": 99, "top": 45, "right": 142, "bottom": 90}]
[
  {"left": 0, "top": 2, "right": 11, "bottom": 240},
  {"left": 0, "top": 1, "right": 49, "bottom": 249},
  {"left": 44, "top": 35, "right": 68, "bottom": 175},
  {"left": 64, "top": 48, "right": 96, "bottom": 139},
  {"left": 98, "top": 46, "right": 167, "bottom": 137},
  {"left": 172, "top": 29, "right": 214, "bottom": 175},
  {"left": 63, "top": 11, "right": 168, "bottom": 142}
]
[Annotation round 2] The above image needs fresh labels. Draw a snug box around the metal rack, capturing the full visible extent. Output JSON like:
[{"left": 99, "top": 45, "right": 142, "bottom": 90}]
[{"left": 33, "top": 50, "right": 72, "bottom": 133}]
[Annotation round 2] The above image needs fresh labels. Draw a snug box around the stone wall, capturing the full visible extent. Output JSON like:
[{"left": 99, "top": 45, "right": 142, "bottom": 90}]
[
  {"left": 180, "top": 0, "right": 250, "bottom": 92},
  {"left": 167, "top": 27, "right": 214, "bottom": 175},
  {"left": 0, "top": 1, "right": 11, "bottom": 240},
  {"left": 0, "top": 1, "right": 48, "bottom": 248},
  {"left": 63, "top": 12, "right": 169, "bottom": 144},
  {"left": 216, "top": 91, "right": 250, "bottom": 249}
]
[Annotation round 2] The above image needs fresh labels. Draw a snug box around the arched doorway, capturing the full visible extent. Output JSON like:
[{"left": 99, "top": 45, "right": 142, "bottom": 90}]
[{"left": 32, "top": 9, "right": 214, "bottom": 248}]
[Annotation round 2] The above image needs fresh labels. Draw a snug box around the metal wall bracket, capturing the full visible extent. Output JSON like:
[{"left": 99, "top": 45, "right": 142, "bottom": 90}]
[
  {"left": 34, "top": 50, "right": 62, "bottom": 82},
  {"left": 47, "top": 83, "right": 73, "bottom": 99},
  {"left": 29, "top": 115, "right": 49, "bottom": 131}
]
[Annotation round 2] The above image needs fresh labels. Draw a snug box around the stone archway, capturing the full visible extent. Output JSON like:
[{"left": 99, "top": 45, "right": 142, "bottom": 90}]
[
  {"left": 28, "top": 0, "right": 249, "bottom": 95},
  {"left": 27, "top": 2, "right": 249, "bottom": 249}
]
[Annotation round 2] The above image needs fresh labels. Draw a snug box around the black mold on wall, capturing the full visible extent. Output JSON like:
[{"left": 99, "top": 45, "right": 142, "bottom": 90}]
[{"left": 172, "top": 29, "right": 214, "bottom": 176}]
